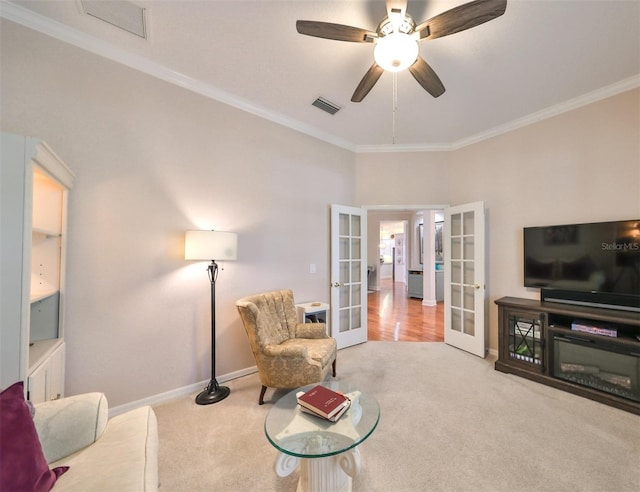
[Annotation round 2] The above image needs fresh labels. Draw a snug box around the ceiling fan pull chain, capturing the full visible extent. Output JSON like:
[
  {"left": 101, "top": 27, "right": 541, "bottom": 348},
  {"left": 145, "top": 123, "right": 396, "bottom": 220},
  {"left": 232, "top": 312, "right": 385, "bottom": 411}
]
[{"left": 392, "top": 72, "right": 398, "bottom": 144}]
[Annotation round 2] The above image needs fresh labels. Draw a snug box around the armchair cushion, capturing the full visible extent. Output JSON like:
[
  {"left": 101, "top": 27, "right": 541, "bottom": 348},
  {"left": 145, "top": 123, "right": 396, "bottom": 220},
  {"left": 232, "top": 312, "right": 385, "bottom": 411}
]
[
  {"left": 295, "top": 322, "right": 329, "bottom": 339},
  {"left": 0, "top": 381, "right": 68, "bottom": 492},
  {"left": 282, "top": 338, "right": 337, "bottom": 368}
]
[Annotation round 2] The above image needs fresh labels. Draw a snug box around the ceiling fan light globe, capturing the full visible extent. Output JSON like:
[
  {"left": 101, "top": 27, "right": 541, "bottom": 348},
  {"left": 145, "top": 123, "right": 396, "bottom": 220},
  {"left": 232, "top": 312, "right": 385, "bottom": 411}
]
[{"left": 374, "top": 33, "right": 418, "bottom": 72}]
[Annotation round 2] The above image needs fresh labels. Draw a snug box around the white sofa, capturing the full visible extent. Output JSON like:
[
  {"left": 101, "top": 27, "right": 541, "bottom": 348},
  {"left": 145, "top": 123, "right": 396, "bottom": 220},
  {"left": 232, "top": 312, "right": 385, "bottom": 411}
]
[{"left": 33, "top": 392, "right": 158, "bottom": 491}]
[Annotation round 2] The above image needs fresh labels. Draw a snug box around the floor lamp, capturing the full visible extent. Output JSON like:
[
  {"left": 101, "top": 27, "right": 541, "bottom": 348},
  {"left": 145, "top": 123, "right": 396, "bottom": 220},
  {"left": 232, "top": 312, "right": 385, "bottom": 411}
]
[{"left": 185, "top": 230, "right": 238, "bottom": 405}]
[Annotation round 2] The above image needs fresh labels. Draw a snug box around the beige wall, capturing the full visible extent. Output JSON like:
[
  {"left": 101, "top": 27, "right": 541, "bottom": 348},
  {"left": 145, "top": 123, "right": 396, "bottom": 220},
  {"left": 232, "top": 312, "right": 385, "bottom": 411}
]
[
  {"left": 356, "top": 88, "right": 640, "bottom": 350},
  {"left": 1, "top": 21, "right": 355, "bottom": 406},
  {"left": 2, "top": 17, "right": 638, "bottom": 406}
]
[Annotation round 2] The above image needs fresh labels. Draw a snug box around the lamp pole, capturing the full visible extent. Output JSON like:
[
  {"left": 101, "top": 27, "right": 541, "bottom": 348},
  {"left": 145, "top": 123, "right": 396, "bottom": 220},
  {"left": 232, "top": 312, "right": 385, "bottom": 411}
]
[{"left": 195, "top": 259, "right": 230, "bottom": 405}]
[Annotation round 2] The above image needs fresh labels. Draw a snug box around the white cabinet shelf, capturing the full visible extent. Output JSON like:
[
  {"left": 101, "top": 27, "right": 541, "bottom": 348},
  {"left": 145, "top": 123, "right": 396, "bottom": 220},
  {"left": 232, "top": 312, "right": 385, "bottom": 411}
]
[
  {"left": 1, "top": 132, "right": 74, "bottom": 400},
  {"left": 30, "top": 288, "right": 59, "bottom": 304}
]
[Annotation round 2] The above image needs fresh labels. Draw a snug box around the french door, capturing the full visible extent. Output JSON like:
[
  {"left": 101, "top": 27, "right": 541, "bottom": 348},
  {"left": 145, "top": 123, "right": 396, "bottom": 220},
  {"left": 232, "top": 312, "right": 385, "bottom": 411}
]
[
  {"left": 444, "top": 201, "right": 486, "bottom": 357},
  {"left": 330, "top": 205, "right": 367, "bottom": 349}
]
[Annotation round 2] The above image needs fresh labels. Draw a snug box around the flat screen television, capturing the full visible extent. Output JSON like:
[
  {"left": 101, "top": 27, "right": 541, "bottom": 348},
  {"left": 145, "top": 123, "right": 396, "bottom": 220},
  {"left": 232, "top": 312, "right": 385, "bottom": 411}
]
[{"left": 523, "top": 219, "right": 640, "bottom": 311}]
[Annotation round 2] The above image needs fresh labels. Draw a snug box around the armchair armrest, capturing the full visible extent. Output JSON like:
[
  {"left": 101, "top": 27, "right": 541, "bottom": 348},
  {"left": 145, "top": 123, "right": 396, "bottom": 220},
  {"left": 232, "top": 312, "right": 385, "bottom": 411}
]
[
  {"left": 33, "top": 392, "right": 108, "bottom": 463},
  {"left": 263, "top": 343, "right": 309, "bottom": 359},
  {"left": 295, "top": 323, "right": 328, "bottom": 339}
]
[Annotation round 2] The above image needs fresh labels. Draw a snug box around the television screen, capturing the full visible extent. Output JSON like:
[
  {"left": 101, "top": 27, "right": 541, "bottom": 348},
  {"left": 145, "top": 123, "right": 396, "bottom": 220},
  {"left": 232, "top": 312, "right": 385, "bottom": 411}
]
[{"left": 524, "top": 220, "right": 640, "bottom": 301}]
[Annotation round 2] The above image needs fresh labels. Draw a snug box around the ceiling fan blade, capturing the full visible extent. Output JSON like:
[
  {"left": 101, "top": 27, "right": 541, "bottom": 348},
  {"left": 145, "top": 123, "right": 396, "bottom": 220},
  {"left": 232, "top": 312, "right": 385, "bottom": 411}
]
[
  {"left": 351, "top": 63, "right": 385, "bottom": 102},
  {"left": 415, "top": 0, "right": 507, "bottom": 40},
  {"left": 296, "top": 20, "right": 376, "bottom": 43},
  {"left": 408, "top": 57, "right": 445, "bottom": 98}
]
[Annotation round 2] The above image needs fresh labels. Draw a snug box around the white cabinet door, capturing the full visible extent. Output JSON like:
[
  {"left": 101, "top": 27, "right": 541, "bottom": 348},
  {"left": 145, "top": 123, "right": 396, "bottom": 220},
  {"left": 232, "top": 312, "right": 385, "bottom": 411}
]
[
  {"left": 28, "top": 343, "right": 65, "bottom": 404},
  {"left": 47, "top": 343, "right": 65, "bottom": 401},
  {"left": 28, "top": 363, "right": 48, "bottom": 404}
]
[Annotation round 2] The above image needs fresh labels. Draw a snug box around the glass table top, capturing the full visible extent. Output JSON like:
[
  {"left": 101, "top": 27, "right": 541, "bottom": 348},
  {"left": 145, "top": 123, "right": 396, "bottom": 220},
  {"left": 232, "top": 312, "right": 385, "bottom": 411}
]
[{"left": 264, "top": 381, "right": 380, "bottom": 459}]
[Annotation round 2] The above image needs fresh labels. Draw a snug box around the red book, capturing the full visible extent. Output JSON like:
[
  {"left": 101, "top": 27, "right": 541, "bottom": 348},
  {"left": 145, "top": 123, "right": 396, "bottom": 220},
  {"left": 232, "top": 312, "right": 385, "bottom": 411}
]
[{"left": 297, "top": 385, "right": 348, "bottom": 419}]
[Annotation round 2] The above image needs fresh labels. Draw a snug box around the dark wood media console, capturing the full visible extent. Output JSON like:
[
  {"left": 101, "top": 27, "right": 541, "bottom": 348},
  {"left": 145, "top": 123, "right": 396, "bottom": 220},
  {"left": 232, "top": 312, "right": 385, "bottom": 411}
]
[{"left": 495, "top": 297, "right": 640, "bottom": 415}]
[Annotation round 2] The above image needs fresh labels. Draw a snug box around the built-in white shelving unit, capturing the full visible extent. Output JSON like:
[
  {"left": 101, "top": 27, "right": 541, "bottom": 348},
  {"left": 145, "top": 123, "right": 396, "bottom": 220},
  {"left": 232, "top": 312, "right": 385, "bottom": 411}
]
[{"left": 1, "top": 132, "right": 74, "bottom": 403}]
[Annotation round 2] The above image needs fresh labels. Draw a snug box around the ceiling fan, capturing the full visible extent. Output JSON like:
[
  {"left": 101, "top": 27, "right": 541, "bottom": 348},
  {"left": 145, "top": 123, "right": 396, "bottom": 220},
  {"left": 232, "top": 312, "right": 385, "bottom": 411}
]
[{"left": 296, "top": 0, "right": 507, "bottom": 102}]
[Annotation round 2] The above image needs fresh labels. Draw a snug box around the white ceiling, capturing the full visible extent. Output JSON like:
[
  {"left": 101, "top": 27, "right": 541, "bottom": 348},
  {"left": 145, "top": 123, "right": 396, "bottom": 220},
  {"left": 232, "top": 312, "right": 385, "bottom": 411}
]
[{"left": 4, "top": 0, "right": 640, "bottom": 152}]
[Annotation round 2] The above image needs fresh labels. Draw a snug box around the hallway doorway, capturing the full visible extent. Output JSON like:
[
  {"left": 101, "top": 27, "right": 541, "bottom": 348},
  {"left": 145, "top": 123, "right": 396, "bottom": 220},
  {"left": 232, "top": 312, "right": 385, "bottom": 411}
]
[
  {"left": 367, "top": 279, "right": 444, "bottom": 342},
  {"left": 367, "top": 207, "right": 446, "bottom": 342}
]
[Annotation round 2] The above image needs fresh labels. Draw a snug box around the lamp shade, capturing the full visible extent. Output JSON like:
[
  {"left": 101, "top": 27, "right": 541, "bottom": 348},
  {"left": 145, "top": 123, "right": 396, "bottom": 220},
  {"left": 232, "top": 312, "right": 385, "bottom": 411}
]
[
  {"left": 184, "top": 230, "right": 238, "bottom": 261},
  {"left": 374, "top": 33, "right": 419, "bottom": 72}
]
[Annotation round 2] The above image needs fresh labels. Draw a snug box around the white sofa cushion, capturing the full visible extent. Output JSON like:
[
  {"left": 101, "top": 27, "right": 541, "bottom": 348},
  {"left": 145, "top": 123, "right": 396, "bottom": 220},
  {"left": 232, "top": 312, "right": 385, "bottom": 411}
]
[
  {"left": 48, "top": 406, "right": 158, "bottom": 492},
  {"left": 34, "top": 392, "right": 108, "bottom": 464}
]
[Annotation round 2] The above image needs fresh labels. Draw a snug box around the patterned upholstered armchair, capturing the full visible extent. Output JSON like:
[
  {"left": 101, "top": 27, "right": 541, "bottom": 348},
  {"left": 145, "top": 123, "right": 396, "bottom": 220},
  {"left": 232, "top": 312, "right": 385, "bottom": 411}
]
[{"left": 236, "top": 289, "right": 337, "bottom": 405}]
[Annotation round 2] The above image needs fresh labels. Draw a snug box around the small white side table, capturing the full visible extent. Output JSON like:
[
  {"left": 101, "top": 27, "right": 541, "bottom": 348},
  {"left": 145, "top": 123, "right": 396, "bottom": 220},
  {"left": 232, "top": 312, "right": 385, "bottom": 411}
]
[{"left": 296, "top": 302, "right": 330, "bottom": 336}]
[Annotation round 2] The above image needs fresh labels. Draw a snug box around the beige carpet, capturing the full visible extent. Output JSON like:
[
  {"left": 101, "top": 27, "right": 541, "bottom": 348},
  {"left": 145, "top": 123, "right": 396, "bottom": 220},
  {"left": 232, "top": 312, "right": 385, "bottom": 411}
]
[{"left": 153, "top": 342, "right": 640, "bottom": 491}]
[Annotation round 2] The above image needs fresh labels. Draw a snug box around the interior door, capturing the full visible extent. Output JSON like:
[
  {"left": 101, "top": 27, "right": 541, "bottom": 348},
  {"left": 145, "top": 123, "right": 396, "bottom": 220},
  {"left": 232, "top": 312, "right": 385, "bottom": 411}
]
[
  {"left": 330, "top": 205, "right": 367, "bottom": 349},
  {"left": 444, "top": 201, "right": 486, "bottom": 357}
]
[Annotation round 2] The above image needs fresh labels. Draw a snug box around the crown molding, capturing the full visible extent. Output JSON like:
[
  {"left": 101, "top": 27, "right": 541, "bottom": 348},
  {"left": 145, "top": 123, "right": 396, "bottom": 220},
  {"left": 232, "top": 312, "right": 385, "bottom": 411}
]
[
  {"left": 448, "top": 75, "right": 640, "bottom": 151},
  {"left": 2, "top": 2, "right": 637, "bottom": 156},
  {"left": 356, "top": 75, "right": 640, "bottom": 153},
  {"left": 0, "top": 2, "right": 356, "bottom": 152}
]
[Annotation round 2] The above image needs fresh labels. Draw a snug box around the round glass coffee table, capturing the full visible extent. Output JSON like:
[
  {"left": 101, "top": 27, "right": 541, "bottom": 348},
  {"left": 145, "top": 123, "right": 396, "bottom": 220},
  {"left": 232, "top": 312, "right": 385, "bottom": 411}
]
[{"left": 264, "top": 381, "right": 380, "bottom": 492}]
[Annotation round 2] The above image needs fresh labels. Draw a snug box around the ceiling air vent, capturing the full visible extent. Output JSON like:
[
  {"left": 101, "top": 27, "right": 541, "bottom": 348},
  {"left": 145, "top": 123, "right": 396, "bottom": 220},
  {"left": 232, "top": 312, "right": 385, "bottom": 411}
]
[
  {"left": 312, "top": 97, "right": 341, "bottom": 115},
  {"left": 81, "top": 0, "right": 148, "bottom": 39}
]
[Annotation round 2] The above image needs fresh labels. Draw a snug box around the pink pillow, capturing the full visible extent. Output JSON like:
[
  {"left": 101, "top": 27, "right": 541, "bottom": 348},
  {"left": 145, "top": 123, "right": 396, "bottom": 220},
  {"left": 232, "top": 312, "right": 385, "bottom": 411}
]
[{"left": 0, "top": 382, "right": 69, "bottom": 491}]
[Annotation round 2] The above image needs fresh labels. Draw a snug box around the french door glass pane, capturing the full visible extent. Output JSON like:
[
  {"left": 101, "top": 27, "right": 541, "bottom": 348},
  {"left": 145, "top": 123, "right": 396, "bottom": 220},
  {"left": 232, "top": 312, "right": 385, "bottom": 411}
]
[
  {"left": 463, "top": 261, "right": 474, "bottom": 285},
  {"left": 351, "top": 215, "right": 360, "bottom": 236},
  {"left": 351, "top": 238, "right": 361, "bottom": 259},
  {"left": 451, "top": 237, "right": 461, "bottom": 259},
  {"left": 339, "top": 262, "right": 349, "bottom": 283},
  {"left": 463, "top": 311, "right": 475, "bottom": 335},
  {"left": 339, "top": 285, "right": 349, "bottom": 308},
  {"left": 351, "top": 307, "right": 361, "bottom": 330},
  {"left": 339, "top": 213, "right": 349, "bottom": 235},
  {"left": 464, "top": 286, "right": 475, "bottom": 310},
  {"left": 451, "top": 213, "right": 461, "bottom": 236},
  {"left": 339, "top": 308, "right": 349, "bottom": 332},
  {"left": 452, "top": 309, "right": 462, "bottom": 332},
  {"left": 351, "top": 261, "right": 361, "bottom": 282},
  {"left": 463, "top": 211, "right": 474, "bottom": 234},
  {"left": 339, "top": 238, "right": 349, "bottom": 260},
  {"left": 451, "top": 261, "right": 461, "bottom": 284},
  {"left": 451, "top": 285, "right": 461, "bottom": 308},
  {"left": 351, "top": 284, "right": 361, "bottom": 305},
  {"left": 463, "top": 237, "right": 474, "bottom": 260}
]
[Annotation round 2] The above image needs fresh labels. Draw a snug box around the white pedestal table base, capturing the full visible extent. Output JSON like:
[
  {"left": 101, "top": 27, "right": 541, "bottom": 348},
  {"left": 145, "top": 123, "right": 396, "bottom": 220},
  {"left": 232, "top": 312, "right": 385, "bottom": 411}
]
[{"left": 275, "top": 446, "right": 362, "bottom": 492}]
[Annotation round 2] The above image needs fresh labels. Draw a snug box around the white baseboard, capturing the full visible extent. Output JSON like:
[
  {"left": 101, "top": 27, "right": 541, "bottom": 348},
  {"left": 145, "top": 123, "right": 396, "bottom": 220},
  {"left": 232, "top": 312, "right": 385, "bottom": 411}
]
[
  {"left": 110, "top": 346, "right": 499, "bottom": 416},
  {"left": 109, "top": 365, "right": 258, "bottom": 417}
]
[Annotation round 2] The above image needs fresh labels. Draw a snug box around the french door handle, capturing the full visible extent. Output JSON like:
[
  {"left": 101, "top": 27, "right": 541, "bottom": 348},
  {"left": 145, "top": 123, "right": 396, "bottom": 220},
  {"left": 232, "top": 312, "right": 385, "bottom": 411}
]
[
  {"left": 332, "top": 282, "right": 344, "bottom": 287},
  {"left": 462, "top": 283, "right": 482, "bottom": 289}
]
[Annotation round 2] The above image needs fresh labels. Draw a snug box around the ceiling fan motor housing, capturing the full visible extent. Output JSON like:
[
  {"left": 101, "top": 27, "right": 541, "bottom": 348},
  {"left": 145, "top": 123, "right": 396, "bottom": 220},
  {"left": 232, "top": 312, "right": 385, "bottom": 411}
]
[{"left": 377, "top": 15, "right": 416, "bottom": 36}]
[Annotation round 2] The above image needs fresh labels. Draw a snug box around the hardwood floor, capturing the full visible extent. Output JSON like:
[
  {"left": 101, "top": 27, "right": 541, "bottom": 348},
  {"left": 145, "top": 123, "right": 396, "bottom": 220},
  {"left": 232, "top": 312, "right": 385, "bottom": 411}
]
[{"left": 367, "top": 280, "right": 444, "bottom": 342}]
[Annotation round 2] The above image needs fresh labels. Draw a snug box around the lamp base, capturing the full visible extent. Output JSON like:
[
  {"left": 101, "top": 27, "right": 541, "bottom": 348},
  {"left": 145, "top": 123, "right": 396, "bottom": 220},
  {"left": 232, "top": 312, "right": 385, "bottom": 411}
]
[{"left": 195, "top": 379, "right": 230, "bottom": 405}]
